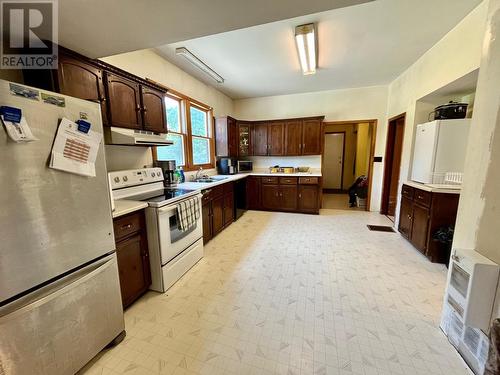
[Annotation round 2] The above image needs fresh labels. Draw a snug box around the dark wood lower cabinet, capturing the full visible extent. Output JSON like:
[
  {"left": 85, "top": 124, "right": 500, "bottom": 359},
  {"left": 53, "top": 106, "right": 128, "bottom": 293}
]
[
  {"left": 280, "top": 185, "right": 298, "bottom": 211},
  {"left": 201, "top": 183, "right": 235, "bottom": 244},
  {"left": 246, "top": 176, "right": 262, "bottom": 210},
  {"left": 113, "top": 210, "right": 151, "bottom": 308},
  {"left": 398, "top": 184, "right": 459, "bottom": 263},
  {"left": 257, "top": 177, "right": 320, "bottom": 214},
  {"left": 298, "top": 185, "right": 320, "bottom": 213}
]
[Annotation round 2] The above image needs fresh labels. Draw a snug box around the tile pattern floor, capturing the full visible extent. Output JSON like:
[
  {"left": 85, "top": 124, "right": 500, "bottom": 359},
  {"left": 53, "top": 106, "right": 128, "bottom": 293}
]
[{"left": 80, "top": 209, "right": 470, "bottom": 375}]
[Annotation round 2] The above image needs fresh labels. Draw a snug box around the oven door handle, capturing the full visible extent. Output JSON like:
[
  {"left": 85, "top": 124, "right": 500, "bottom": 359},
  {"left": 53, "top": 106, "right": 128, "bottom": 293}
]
[{"left": 158, "top": 205, "right": 177, "bottom": 214}]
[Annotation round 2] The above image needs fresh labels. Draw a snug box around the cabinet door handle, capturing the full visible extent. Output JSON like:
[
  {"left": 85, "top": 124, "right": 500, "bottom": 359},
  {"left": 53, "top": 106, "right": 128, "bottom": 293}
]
[
  {"left": 303, "top": 143, "right": 305, "bottom": 149},
  {"left": 143, "top": 106, "right": 148, "bottom": 113},
  {"left": 275, "top": 192, "right": 279, "bottom": 197},
  {"left": 298, "top": 193, "right": 302, "bottom": 198},
  {"left": 136, "top": 105, "right": 141, "bottom": 112},
  {"left": 120, "top": 224, "right": 132, "bottom": 230},
  {"left": 417, "top": 195, "right": 423, "bottom": 199}
]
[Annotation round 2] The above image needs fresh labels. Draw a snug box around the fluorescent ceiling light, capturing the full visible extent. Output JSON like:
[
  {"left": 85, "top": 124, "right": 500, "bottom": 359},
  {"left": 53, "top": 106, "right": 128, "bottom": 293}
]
[
  {"left": 295, "top": 23, "right": 317, "bottom": 75},
  {"left": 175, "top": 47, "right": 224, "bottom": 84}
]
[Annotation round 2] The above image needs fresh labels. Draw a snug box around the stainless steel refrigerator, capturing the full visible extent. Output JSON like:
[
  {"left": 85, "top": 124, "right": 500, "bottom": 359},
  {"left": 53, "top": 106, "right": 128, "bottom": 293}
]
[{"left": 0, "top": 80, "right": 124, "bottom": 374}]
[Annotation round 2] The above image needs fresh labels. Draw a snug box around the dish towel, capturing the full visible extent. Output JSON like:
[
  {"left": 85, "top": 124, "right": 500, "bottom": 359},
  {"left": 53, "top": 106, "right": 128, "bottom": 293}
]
[{"left": 176, "top": 197, "right": 200, "bottom": 231}]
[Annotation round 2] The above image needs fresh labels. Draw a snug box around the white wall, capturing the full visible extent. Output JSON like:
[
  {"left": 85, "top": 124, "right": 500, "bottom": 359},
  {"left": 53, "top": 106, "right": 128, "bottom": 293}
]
[
  {"left": 233, "top": 85, "right": 388, "bottom": 210},
  {"left": 385, "top": 1, "right": 487, "bottom": 224}
]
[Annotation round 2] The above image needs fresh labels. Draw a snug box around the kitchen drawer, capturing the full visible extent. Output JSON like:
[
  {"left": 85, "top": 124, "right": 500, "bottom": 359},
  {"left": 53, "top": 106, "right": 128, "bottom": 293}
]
[
  {"left": 414, "top": 189, "right": 432, "bottom": 207},
  {"left": 202, "top": 185, "right": 224, "bottom": 203},
  {"left": 279, "top": 177, "right": 298, "bottom": 185},
  {"left": 223, "top": 181, "right": 234, "bottom": 194},
  {"left": 402, "top": 184, "right": 414, "bottom": 200},
  {"left": 262, "top": 176, "right": 279, "bottom": 185},
  {"left": 299, "top": 177, "right": 319, "bottom": 185},
  {"left": 113, "top": 211, "right": 142, "bottom": 241}
]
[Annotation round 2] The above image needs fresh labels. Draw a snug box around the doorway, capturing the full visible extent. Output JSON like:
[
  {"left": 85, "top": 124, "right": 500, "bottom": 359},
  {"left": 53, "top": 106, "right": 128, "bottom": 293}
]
[
  {"left": 322, "top": 120, "right": 377, "bottom": 211},
  {"left": 323, "top": 132, "right": 345, "bottom": 192},
  {"left": 380, "top": 113, "right": 406, "bottom": 221}
]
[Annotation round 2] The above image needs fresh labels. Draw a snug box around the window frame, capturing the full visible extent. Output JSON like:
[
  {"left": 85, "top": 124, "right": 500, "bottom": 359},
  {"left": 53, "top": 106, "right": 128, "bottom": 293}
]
[
  {"left": 186, "top": 101, "right": 213, "bottom": 169},
  {"left": 152, "top": 83, "right": 215, "bottom": 172},
  {"left": 156, "top": 93, "right": 186, "bottom": 167}
]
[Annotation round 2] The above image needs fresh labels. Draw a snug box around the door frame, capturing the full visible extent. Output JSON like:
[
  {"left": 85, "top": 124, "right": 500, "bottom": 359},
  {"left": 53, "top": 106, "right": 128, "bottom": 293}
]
[
  {"left": 380, "top": 113, "right": 406, "bottom": 215},
  {"left": 322, "top": 120, "right": 378, "bottom": 211},
  {"left": 323, "top": 131, "right": 346, "bottom": 193}
]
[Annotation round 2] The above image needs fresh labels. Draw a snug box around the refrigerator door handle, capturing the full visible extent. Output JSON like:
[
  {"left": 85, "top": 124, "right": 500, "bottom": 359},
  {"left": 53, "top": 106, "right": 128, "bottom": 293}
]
[{"left": 0, "top": 254, "right": 116, "bottom": 318}]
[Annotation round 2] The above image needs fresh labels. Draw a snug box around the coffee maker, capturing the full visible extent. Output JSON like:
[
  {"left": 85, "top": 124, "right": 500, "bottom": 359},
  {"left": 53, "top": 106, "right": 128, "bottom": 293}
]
[
  {"left": 217, "top": 157, "right": 237, "bottom": 175},
  {"left": 154, "top": 160, "right": 177, "bottom": 186}
]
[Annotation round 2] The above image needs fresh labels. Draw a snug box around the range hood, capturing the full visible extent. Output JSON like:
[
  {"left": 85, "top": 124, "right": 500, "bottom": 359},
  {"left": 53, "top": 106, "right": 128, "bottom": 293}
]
[{"left": 105, "top": 127, "right": 173, "bottom": 146}]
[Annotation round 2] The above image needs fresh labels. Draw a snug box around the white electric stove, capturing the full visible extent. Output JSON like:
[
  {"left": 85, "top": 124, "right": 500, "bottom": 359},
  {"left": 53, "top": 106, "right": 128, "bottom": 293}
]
[{"left": 109, "top": 168, "right": 204, "bottom": 292}]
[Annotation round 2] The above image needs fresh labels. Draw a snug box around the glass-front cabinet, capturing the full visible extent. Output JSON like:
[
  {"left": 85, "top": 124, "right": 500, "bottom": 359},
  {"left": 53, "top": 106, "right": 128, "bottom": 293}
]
[{"left": 238, "top": 122, "right": 252, "bottom": 157}]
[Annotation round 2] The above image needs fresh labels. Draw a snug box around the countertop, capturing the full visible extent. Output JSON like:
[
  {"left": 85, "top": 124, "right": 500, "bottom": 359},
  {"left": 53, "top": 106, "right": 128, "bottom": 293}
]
[
  {"left": 403, "top": 180, "right": 461, "bottom": 194},
  {"left": 177, "top": 171, "right": 322, "bottom": 191},
  {"left": 112, "top": 199, "right": 149, "bottom": 218},
  {"left": 112, "top": 171, "right": 323, "bottom": 217}
]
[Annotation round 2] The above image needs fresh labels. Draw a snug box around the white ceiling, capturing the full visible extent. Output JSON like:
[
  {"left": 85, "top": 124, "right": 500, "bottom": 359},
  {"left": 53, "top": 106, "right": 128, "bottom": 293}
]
[
  {"left": 58, "top": 0, "right": 372, "bottom": 58},
  {"left": 155, "top": 0, "right": 482, "bottom": 99}
]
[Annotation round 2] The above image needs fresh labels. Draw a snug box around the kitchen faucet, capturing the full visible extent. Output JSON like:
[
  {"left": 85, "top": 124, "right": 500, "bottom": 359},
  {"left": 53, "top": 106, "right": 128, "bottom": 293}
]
[{"left": 194, "top": 167, "right": 204, "bottom": 181}]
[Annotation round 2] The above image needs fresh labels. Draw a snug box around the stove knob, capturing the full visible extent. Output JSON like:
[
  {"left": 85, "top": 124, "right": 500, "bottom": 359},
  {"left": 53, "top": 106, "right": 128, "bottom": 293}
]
[
  {"left": 156, "top": 172, "right": 161, "bottom": 177},
  {"left": 123, "top": 176, "right": 128, "bottom": 182},
  {"left": 114, "top": 177, "right": 120, "bottom": 183},
  {"left": 151, "top": 172, "right": 155, "bottom": 177}
]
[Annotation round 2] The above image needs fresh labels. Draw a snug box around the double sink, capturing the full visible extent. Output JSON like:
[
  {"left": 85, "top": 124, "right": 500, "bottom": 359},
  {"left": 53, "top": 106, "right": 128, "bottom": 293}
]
[{"left": 192, "top": 176, "right": 228, "bottom": 183}]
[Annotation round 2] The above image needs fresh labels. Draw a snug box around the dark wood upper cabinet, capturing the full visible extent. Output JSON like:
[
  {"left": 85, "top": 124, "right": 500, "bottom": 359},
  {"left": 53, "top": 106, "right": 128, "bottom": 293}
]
[
  {"left": 105, "top": 72, "right": 142, "bottom": 129},
  {"left": 253, "top": 123, "right": 269, "bottom": 156},
  {"left": 268, "top": 122, "right": 285, "bottom": 156},
  {"left": 285, "top": 120, "right": 302, "bottom": 156},
  {"left": 215, "top": 116, "right": 238, "bottom": 157},
  {"left": 302, "top": 119, "right": 322, "bottom": 155},
  {"left": 57, "top": 54, "right": 108, "bottom": 124},
  {"left": 141, "top": 86, "right": 167, "bottom": 133},
  {"left": 237, "top": 122, "right": 252, "bottom": 157}
]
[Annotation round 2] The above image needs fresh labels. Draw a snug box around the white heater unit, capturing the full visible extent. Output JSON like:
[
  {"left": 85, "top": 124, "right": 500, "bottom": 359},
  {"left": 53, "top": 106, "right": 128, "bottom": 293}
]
[{"left": 440, "top": 248, "right": 499, "bottom": 374}]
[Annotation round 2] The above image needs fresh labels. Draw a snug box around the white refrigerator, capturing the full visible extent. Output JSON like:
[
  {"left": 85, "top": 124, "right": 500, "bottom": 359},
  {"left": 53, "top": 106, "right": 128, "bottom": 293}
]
[
  {"left": 411, "top": 119, "right": 471, "bottom": 184},
  {"left": 0, "top": 80, "right": 124, "bottom": 374}
]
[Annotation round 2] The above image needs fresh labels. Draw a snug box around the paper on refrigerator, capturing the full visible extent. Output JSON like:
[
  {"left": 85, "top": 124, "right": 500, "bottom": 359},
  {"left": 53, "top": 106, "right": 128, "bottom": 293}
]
[{"left": 49, "top": 118, "right": 102, "bottom": 177}]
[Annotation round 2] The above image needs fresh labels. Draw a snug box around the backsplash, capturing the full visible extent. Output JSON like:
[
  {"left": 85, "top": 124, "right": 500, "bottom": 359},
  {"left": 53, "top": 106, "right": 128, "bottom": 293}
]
[{"left": 246, "top": 155, "right": 322, "bottom": 169}]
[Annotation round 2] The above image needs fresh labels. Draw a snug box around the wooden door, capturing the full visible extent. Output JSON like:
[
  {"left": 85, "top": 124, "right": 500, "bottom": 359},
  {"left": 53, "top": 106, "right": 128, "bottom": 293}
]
[
  {"left": 212, "top": 196, "right": 225, "bottom": 235},
  {"left": 323, "top": 133, "right": 345, "bottom": 189},
  {"left": 398, "top": 197, "right": 413, "bottom": 239},
  {"left": 261, "top": 184, "right": 280, "bottom": 210},
  {"left": 381, "top": 114, "right": 406, "bottom": 217},
  {"left": 298, "top": 185, "right": 319, "bottom": 213},
  {"left": 268, "top": 122, "right": 284, "bottom": 156},
  {"left": 246, "top": 177, "right": 261, "bottom": 210},
  {"left": 105, "top": 72, "right": 142, "bottom": 129},
  {"left": 253, "top": 123, "right": 268, "bottom": 155},
  {"left": 57, "top": 54, "right": 107, "bottom": 123},
  {"left": 202, "top": 201, "right": 212, "bottom": 244},
  {"left": 411, "top": 204, "right": 430, "bottom": 254},
  {"left": 224, "top": 192, "right": 234, "bottom": 226},
  {"left": 116, "top": 234, "right": 150, "bottom": 308},
  {"left": 302, "top": 119, "right": 322, "bottom": 155},
  {"left": 280, "top": 185, "right": 298, "bottom": 211},
  {"left": 237, "top": 122, "right": 252, "bottom": 157},
  {"left": 141, "top": 86, "right": 167, "bottom": 133},
  {"left": 285, "top": 120, "right": 302, "bottom": 156}
]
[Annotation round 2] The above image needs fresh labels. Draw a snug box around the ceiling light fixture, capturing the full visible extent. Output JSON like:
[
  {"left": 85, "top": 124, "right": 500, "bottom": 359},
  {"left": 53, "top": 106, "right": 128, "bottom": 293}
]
[
  {"left": 295, "top": 23, "right": 317, "bottom": 75},
  {"left": 175, "top": 47, "right": 224, "bottom": 84}
]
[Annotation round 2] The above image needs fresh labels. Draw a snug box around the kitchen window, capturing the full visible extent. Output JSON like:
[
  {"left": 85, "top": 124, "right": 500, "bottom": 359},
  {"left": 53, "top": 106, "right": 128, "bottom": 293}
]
[{"left": 154, "top": 90, "right": 214, "bottom": 171}]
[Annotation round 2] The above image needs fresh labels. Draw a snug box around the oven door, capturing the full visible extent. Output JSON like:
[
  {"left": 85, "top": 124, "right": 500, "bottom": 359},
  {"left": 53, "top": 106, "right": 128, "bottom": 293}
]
[{"left": 157, "top": 196, "right": 203, "bottom": 265}]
